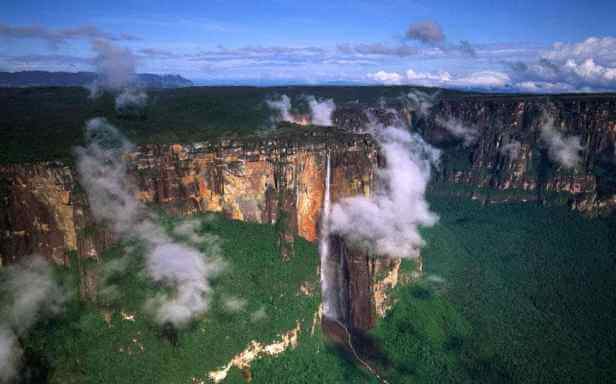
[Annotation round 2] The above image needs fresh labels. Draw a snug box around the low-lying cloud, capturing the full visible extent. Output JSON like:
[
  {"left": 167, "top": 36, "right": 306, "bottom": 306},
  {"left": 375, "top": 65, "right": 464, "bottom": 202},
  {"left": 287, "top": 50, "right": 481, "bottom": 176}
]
[
  {"left": 306, "top": 96, "right": 336, "bottom": 126},
  {"left": 75, "top": 118, "right": 224, "bottom": 327},
  {"left": 500, "top": 140, "right": 522, "bottom": 160},
  {"left": 115, "top": 88, "right": 148, "bottom": 111},
  {"left": 436, "top": 116, "right": 479, "bottom": 146},
  {"left": 267, "top": 94, "right": 336, "bottom": 126},
  {"left": 91, "top": 39, "right": 137, "bottom": 91},
  {"left": 539, "top": 116, "right": 584, "bottom": 169},
  {"left": 0, "top": 257, "right": 65, "bottom": 382},
  {"left": 329, "top": 116, "right": 441, "bottom": 259}
]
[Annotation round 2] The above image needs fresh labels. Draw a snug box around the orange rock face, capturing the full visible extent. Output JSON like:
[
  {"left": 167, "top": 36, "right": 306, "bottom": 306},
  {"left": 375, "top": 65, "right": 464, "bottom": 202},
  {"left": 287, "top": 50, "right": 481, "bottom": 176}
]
[{"left": 0, "top": 131, "right": 378, "bottom": 265}]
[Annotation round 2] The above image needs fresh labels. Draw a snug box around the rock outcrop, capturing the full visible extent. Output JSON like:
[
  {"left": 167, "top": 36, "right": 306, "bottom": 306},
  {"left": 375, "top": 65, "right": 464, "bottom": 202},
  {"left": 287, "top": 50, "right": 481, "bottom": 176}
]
[
  {"left": 334, "top": 94, "right": 616, "bottom": 216},
  {"left": 0, "top": 128, "right": 377, "bottom": 264},
  {"left": 1, "top": 128, "right": 397, "bottom": 330},
  {"left": 3, "top": 92, "right": 616, "bottom": 332}
]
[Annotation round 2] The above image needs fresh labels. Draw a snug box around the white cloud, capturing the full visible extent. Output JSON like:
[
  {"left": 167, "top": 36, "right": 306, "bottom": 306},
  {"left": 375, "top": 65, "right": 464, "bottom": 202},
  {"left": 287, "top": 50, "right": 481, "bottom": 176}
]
[
  {"left": 368, "top": 70, "right": 402, "bottom": 85},
  {"left": 508, "top": 37, "right": 616, "bottom": 91},
  {"left": 540, "top": 117, "right": 584, "bottom": 169},
  {"left": 76, "top": 118, "right": 224, "bottom": 328},
  {"left": 329, "top": 119, "right": 441, "bottom": 259},
  {"left": 406, "top": 68, "right": 451, "bottom": 82},
  {"left": 115, "top": 88, "right": 148, "bottom": 112},
  {"left": 306, "top": 96, "right": 335, "bottom": 126},
  {"left": 543, "top": 37, "right": 616, "bottom": 65},
  {"left": 267, "top": 94, "right": 335, "bottom": 126},
  {"left": 369, "top": 67, "right": 510, "bottom": 89},
  {"left": 435, "top": 117, "right": 479, "bottom": 146},
  {"left": 0, "top": 257, "right": 65, "bottom": 382}
]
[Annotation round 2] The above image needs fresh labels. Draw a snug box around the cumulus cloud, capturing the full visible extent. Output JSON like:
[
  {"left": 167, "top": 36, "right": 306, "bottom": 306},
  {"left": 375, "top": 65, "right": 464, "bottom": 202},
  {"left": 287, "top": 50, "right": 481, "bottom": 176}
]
[
  {"left": 368, "top": 70, "right": 403, "bottom": 85},
  {"left": 75, "top": 118, "right": 224, "bottom": 327},
  {"left": 369, "top": 67, "right": 510, "bottom": 89},
  {"left": 539, "top": 117, "right": 584, "bottom": 169},
  {"left": 406, "top": 20, "right": 445, "bottom": 45},
  {"left": 0, "top": 257, "right": 65, "bottom": 382},
  {"left": 267, "top": 94, "right": 335, "bottom": 126},
  {"left": 500, "top": 140, "right": 522, "bottom": 160},
  {"left": 436, "top": 117, "right": 479, "bottom": 146},
  {"left": 115, "top": 88, "right": 148, "bottom": 112},
  {"left": 406, "top": 68, "right": 452, "bottom": 83},
  {"left": 507, "top": 37, "right": 616, "bottom": 91},
  {"left": 329, "top": 117, "right": 441, "bottom": 259},
  {"left": 543, "top": 37, "right": 616, "bottom": 65},
  {"left": 364, "top": 36, "right": 616, "bottom": 92}
]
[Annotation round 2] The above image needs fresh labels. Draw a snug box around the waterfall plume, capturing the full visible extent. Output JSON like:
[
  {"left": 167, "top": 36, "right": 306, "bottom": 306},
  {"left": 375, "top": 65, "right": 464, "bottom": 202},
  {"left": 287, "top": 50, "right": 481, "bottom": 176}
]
[{"left": 319, "top": 152, "right": 336, "bottom": 319}]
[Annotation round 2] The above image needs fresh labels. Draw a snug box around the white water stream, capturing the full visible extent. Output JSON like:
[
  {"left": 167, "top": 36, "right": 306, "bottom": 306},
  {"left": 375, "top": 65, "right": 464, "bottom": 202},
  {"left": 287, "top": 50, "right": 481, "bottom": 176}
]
[{"left": 319, "top": 152, "right": 335, "bottom": 319}]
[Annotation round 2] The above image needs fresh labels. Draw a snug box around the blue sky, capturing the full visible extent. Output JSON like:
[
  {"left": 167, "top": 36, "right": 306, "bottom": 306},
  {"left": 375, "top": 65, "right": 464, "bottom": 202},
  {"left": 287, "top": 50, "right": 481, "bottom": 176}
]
[{"left": 2, "top": 0, "right": 616, "bottom": 90}]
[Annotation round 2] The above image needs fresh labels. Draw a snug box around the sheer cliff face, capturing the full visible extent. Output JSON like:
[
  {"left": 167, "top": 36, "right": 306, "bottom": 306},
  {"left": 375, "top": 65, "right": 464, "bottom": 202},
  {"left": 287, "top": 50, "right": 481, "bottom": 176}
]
[
  {"left": 334, "top": 95, "right": 616, "bottom": 216},
  {"left": 0, "top": 131, "right": 377, "bottom": 266},
  {"left": 0, "top": 130, "right": 400, "bottom": 331}
]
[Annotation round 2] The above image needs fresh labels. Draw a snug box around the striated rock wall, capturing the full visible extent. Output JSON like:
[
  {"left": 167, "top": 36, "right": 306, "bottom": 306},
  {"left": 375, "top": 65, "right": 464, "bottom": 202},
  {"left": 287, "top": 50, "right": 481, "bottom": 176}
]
[
  {"left": 334, "top": 94, "right": 616, "bottom": 216},
  {"left": 0, "top": 128, "right": 403, "bottom": 331},
  {"left": 0, "top": 129, "right": 378, "bottom": 266}
]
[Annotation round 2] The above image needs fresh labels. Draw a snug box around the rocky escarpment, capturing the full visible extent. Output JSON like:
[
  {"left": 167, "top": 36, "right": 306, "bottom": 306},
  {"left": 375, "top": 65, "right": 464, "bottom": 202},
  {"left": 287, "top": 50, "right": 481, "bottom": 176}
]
[
  {"left": 334, "top": 94, "right": 616, "bottom": 216},
  {"left": 0, "top": 127, "right": 399, "bottom": 330}
]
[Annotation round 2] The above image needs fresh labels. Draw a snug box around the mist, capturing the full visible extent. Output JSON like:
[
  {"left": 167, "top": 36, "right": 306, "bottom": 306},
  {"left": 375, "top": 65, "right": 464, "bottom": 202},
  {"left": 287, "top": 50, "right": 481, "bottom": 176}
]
[
  {"left": 406, "top": 90, "right": 438, "bottom": 118},
  {"left": 115, "top": 88, "right": 148, "bottom": 112},
  {"left": 0, "top": 257, "right": 65, "bottom": 382},
  {"left": 540, "top": 116, "right": 583, "bottom": 169},
  {"left": 306, "top": 95, "right": 336, "bottom": 126},
  {"left": 75, "top": 118, "right": 224, "bottom": 328},
  {"left": 501, "top": 140, "right": 522, "bottom": 160},
  {"left": 267, "top": 94, "right": 336, "bottom": 126},
  {"left": 86, "top": 39, "right": 143, "bottom": 106},
  {"left": 329, "top": 118, "right": 441, "bottom": 259},
  {"left": 435, "top": 116, "right": 479, "bottom": 146},
  {"left": 92, "top": 39, "right": 136, "bottom": 90}
]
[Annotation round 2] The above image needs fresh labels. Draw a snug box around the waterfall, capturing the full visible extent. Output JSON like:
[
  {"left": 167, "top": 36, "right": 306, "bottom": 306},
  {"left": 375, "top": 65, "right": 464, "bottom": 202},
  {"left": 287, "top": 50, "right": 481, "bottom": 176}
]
[{"left": 320, "top": 152, "right": 334, "bottom": 319}]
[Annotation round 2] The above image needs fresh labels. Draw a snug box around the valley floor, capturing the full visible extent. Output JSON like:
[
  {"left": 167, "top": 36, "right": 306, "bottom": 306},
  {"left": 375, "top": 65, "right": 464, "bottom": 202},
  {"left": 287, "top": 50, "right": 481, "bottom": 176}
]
[{"left": 16, "top": 197, "right": 616, "bottom": 383}]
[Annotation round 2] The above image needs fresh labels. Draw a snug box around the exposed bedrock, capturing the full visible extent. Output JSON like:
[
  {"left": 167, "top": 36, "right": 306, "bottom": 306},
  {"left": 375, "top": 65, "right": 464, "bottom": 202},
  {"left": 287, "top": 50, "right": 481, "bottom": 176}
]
[
  {"left": 0, "top": 128, "right": 400, "bottom": 330},
  {"left": 2, "top": 93, "right": 616, "bottom": 331},
  {"left": 334, "top": 94, "right": 616, "bottom": 215},
  {"left": 0, "top": 129, "right": 377, "bottom": 263}
]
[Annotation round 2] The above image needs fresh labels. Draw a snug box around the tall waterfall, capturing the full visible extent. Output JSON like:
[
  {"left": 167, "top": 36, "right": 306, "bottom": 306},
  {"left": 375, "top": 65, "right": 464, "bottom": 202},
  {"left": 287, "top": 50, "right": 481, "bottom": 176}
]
[{"left": 320, "top": 152, "right": 335, "bottom": 318}]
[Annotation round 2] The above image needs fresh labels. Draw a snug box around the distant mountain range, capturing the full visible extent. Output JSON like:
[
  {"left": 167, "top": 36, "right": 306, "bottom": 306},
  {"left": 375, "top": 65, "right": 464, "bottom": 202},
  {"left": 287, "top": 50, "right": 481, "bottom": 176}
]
[{"left": 0, "top": 71, "right": 193, "bottom": 88}]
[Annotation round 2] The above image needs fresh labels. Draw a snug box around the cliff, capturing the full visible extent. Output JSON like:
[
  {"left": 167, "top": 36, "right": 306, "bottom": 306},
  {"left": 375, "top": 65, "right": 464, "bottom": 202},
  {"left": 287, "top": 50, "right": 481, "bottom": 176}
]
[
  {"left": 334, "top": 94, "right": 616, "bottom": 216},
  {"left": 0, "top": 127, "right": 399, "bottom": 330},
  {"left": 2, "top": 91, "right": 616, "bottom": 332}
]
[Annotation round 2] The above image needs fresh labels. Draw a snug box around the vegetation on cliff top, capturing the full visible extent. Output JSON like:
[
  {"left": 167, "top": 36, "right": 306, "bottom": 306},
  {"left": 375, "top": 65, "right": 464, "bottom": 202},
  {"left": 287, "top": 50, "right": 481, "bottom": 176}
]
[
  {"left": 3, "top": 85, "right": 615, "bottom": 164},
  {"left": 15, "top": 196, "right": 616, "bottom": 383}
]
